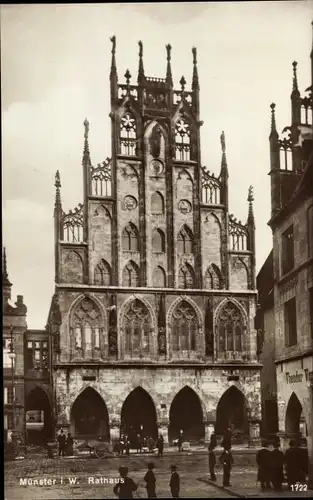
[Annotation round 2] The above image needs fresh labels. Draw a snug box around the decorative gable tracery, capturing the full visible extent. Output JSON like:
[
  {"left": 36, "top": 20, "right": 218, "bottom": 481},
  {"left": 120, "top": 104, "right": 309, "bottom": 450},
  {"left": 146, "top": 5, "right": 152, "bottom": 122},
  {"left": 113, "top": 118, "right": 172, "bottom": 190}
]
[
  {"left": 91, "top": 159, "right": 112, "bottom": 197},
  {"left": 201, "top": 167, "right": 221, "bottom": 204},
  {"left": 62, "top": 204, "right": 84, "bottom": 242},
  {"left": 229, "top": 216, "right": 248, "bottom": 251}
]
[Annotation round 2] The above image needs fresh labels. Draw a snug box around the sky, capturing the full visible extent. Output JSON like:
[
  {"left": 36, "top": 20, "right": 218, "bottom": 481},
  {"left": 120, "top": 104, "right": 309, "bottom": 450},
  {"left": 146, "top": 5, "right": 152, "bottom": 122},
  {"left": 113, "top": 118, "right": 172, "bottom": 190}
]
[{"left": 2, "top": 2, "right": 313, "bottom": 329}]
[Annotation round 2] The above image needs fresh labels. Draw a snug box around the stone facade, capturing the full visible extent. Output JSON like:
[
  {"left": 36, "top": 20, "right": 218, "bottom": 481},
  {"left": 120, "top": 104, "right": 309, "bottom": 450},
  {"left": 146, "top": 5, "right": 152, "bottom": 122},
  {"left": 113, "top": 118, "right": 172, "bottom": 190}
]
[
  {"left": 267, "top": 45, "right": 313, "bottom": 486},
  {"left": 48, "top": 39, "right": 261, "bottom": 445},
  {"left": 3, "top": 249, "right": 27, "bottom": 446},
  {"left": 256, "top": 251, "right": 278, "bottom": 438}
]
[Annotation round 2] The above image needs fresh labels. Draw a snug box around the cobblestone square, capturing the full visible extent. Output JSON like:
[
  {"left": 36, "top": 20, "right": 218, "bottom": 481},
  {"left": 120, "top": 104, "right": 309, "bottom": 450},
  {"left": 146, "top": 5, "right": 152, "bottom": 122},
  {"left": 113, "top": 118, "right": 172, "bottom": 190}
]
[{"left": 4, "top": 453, "right": 313, "bottom": 499}]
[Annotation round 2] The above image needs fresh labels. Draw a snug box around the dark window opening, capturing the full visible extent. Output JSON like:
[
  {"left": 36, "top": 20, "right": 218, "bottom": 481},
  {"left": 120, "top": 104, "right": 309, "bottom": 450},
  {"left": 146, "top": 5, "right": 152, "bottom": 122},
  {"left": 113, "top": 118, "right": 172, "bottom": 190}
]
[{"left": 284, "top": 297, "right": 297, "bottom": 347}]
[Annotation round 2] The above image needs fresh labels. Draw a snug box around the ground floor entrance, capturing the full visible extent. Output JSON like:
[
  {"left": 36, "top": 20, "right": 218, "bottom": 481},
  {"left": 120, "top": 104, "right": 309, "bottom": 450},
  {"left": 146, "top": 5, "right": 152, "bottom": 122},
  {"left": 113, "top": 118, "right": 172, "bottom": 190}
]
[{"left": 70, "top": 387, "right": 110, "bottom": 440}]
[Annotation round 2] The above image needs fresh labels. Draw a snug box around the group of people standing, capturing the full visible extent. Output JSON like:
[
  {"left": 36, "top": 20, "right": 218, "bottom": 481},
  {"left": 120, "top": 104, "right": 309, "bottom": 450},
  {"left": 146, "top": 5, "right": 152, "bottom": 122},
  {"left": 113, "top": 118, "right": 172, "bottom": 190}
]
[
  {"left": 113, "top": 463, "right": 180, "bottom": 499},
  {"left": 115, "top": 434, "right": 164, "bottom": 457},
  {"left": 256, "top": 439, "right": 309, "bottom": 492},
  {"left": 56, "top": 429, "right": 74, "bottom": 457}
]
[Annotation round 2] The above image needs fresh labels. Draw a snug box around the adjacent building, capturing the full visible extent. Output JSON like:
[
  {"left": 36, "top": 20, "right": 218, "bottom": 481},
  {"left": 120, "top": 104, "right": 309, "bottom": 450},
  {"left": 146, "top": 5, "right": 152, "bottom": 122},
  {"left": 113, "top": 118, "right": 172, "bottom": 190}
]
[
  {"left": 267, "top": 38, "right": 313, "bottom": 485},
  {"left": 3, "top": 249, "right": 27, "bottom": 444},
  {"left": 255, "top": 251, "right": 278, "bottom": 440},
  {"left": 47, "top": 38, "right": 262, "bottom": 446}
]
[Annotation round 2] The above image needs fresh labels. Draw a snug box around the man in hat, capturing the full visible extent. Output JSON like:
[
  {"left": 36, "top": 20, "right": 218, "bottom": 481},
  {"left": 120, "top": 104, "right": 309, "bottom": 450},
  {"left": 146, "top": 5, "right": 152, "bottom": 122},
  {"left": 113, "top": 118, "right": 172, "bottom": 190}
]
[
  {"left": 256, "top": 440, "right": 272, "bottom": 491},
  {"left": 169, "top": 464, "right": 180, "bottom": 498},
  {"left": 270, "top": 441, "right": 284, "bottom": 491},
  {"left": 144, "top": 462, "right": 157, "bottom": 498},
  {"left": 113, "top": 466, "right": 137, "bottom": 499}
]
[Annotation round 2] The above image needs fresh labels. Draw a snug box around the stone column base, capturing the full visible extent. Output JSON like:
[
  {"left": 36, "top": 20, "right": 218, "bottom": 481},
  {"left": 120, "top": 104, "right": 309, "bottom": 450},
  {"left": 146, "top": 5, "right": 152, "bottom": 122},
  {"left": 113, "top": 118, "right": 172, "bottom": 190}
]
[
  {"left": 248, "top": 421, "right": 261, "bottom": 448},
  {"left": 205, "top": 423, "right": 215, "bottom": 444},
  {"left": 157, "top": 424, "right": 169, "bottom": 444},
  {"left": 110, "top": 425, "right": 120, "bottom": 444}
]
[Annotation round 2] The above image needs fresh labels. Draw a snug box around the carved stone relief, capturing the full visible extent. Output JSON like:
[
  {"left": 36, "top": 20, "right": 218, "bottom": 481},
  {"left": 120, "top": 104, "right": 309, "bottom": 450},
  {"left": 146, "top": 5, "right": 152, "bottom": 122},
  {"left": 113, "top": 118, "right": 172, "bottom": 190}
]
[
  {"left": 178, "top": 199, "right": 192, "bottom": 214},
  {"left": 122, "top": 195, "right": 138, "bottom": 211}
]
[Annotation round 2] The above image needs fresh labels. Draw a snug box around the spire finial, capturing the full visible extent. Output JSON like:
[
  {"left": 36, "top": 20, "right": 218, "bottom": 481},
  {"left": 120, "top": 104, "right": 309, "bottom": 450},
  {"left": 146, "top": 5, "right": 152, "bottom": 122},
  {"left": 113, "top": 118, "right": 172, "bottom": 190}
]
[
  {"left": 192, "top": 47, "right": 199, "bottom": 90},
  {"left": 138, "top": 40, "right": 145, "bottom": 82},
  {"left": 125, "top": 69, "right": 131, "bottom": 87},
  {"left": 165, "top": 44, "right": 173, "bottom": 86},
  {"left": 82, "top": 118, "right": 91, "bottom": 166},
  {"left": 180, "top": 75, "right": 186, "bottom": 92},
  {"left": 54, "top": 170, "right": 62, "bottom": 211},
  {"left": 292, "top": 61, "right": 299, "bottom": 92},
  {"left": 220, "top": 131, "right": 228, "bottom": 178},
  {"left": 3, "top": 247, "right": 12, "bottom": 287},
  {"left": 270, "top": 103, "right": 278, "bottom": 134},
  {"left": 221, "top": 131, "right": 226, "bottom": 153},
  {"left": 247, "top": 185, "right": 255, "bottom": 226},
  {"left": 110, "top": 35, "right": 117, "bottom": 78}
]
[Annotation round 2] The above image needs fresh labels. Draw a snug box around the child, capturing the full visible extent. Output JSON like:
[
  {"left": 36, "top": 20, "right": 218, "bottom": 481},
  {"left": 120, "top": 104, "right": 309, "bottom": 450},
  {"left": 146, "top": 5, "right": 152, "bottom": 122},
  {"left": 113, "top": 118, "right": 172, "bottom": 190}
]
[
  {"left": 144, "top": 462, "right": 157, "bottom": 498},
  {"left": 219, "top": 447, "right": 233, "bottom": 487},
  {"left": 169, "top": 464, "right": 180, "bottom": 498},
  {"left": 113, "top": 466, "right": 137, "bottom": 499},
  {"left": 208, "top": 444, "right": 217, "bottom": 481}
]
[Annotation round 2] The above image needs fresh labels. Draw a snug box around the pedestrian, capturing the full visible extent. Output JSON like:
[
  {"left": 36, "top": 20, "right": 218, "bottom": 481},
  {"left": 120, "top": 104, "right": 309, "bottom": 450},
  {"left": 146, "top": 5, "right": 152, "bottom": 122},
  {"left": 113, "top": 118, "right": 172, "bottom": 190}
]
[
  {"left": 256, "top": 440, "right": 271, "bottom": 491},
  {"left": 208, "top": 443, "right": 217, "bottom": 481},
  {"left": 113, "top": 466, "right": 137, "bottom": 499},
  {"left": 157, "top": 435, "right": 164, "bottom": 457},
  {"left": 178, "top": 433, "right": 183, "bottom": 452},
  {"left": 219, "top": 446, "right": 233, "bottom": 487},
  {"left": 125, "top": 436, "right": 130, "bottom": 456},
  {"left": 209, "top": 431, "right": 217, "bottom": 449},
  {"left": 221, "top": 428, "right": 232, "bottom": 450},
  {"left": 66, "top": 432, "right": 74, "bottom": 456},
  {"left": 148, "top": 436, "right": 154, "bottom": 453},
  {"left": 57, "top": 429, "right": 66, "bottom": 457},
  {"left": 270, "top": 441, "right": 284, "bottom": 491},
  {"left": 144, "top": 462, "right": 157, "bottom": 498},
  {"left": 169, "top": 465, "right": 180, "bottom": 498},
  {"left": 285, "top": 440, "right": 301, "bottom": 488}
]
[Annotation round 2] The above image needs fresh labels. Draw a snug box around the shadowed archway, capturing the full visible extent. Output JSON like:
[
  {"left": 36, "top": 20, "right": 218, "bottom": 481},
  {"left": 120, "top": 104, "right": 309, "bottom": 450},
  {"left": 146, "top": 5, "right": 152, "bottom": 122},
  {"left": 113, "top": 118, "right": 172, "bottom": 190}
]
[
  {"left": 285, "top": 392, "right": 307, "bottom": 442},
  {"left": 169, "top": 386, "right": 205, "bottom": 443},
  {"left": 121, "top": 387, "right": 158, "bottom": 443},
  {"left": 25, "top": 387, "right": 53, "bottom": 445},
  {"left": 215, "top": 386, "right": 249, "bottom": 441},
  {"left": 70, "top": 388, "right": 109, "bottom": 440}
]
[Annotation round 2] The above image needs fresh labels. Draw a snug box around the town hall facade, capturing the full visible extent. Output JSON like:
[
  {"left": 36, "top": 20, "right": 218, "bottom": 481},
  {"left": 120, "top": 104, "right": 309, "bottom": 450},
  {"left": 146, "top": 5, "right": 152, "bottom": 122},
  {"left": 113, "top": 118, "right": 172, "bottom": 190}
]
[{"left": 47, "top": 38, "right": 261, "bottom": 445}]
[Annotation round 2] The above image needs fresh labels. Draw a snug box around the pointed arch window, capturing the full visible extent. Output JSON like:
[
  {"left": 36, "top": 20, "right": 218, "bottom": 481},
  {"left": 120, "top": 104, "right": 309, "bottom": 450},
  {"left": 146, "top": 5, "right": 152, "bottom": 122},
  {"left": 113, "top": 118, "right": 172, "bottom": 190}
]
[
  {"left": 71, "top": 298, "right": 102, "bottom": 358},
  {"left": 122, "top": 223, "right": 139, "bottom": 251},
  {"left": 152, "top": 229, "right": 165, "bottom": 253},
  {"left": 94, "top": 260, "right": 111, "bottom": 286},
  {"left": 171, "top": 300, "right": 197, "bottom": 352},
  {"left": 177, "top": 226, "right": 193, "bottom": 254},
  {"left": 178, "top": 264, "right": 195, "bottom": 289},
  {"left": 124, "top": 299, "right": 151, "bottom": 355},
  {"left": 120, "top": 112, "right": 137, "bottom": 156},
  {"left": 153, "top": 266, "right": 166, "bottom": 287},
  {"left": 122, "top": 261, "right": 140, "bottom": 287},
  {"left": 205, "top": 264, "right": 222, "bottom": 289},
  {"left": 217, "top": 301, "right": 245, "bottom": 356},
  {"left": 151, "top": 192, "right": 164, "bottom": 215},
  {"left": 175, "top": 118, "right": 191, "bottom": 161}
]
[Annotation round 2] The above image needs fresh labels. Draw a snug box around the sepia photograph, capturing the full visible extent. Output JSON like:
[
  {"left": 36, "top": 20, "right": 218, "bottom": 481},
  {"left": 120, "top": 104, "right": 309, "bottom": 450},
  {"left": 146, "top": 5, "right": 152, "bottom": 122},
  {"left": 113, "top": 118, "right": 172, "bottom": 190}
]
[{"left": 2, "top": 2, "right": 313, "bottom": 499}]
